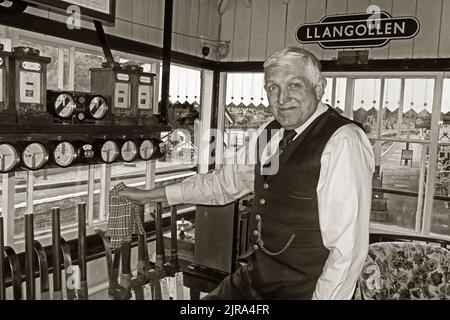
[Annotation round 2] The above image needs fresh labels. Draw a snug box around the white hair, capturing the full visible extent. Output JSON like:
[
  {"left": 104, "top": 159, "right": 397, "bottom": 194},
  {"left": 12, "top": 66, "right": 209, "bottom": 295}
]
[{"left": 263, "top": 47, "right": 322, "bottom": 85}]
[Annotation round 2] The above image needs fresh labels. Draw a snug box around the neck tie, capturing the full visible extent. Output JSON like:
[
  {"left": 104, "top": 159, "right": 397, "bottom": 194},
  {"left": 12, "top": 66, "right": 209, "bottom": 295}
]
[{"left": 279, "top": 129, "right": 297, "bottom": 152}]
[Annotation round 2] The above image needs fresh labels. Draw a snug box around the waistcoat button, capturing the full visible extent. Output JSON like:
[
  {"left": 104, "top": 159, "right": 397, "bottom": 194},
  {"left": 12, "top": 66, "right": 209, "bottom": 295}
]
[
  {"left": 255, "top": 214, "right": 261, "bottom": 221},
  {"left": 253, "top": 244, "right": 259, "bottom": 250},
  {"left": 259, "top": 198, "right": 266, "bottom": 205},
  {"left": 253, "top": 230, "right": 259, "bottom": 236},
  {"left": 263, "top": 183, "right": 269, "bottom": 189}
]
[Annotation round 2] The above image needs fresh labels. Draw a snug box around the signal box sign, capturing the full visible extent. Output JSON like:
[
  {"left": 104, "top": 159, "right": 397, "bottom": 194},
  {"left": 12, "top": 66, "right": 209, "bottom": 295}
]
[{"left": 296, "top": 12, "right": 419, "bottom": 49}]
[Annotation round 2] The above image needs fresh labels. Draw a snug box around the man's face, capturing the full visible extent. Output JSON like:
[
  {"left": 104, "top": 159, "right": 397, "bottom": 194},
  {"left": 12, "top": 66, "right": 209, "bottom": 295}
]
[{"left": 264, "top": 62, "right": 325, "bottom": 130}]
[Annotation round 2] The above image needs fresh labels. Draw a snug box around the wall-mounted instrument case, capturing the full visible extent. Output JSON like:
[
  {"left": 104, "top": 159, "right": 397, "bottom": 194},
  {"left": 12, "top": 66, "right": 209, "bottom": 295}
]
[
  {"left": 0, "top": 44, "right": 16, "bottom": 124},
  {"left": 133, "top": 70, "right": 157, "bottom": 126},
  {"left": 47, "top": 140, "right": 95, "bottom": 168},
  {"left": 90, "top": 62, "right": 137, "bottom": 126},
  {"left": 10, "top": 46, "right": 52, "bottom": 125}
]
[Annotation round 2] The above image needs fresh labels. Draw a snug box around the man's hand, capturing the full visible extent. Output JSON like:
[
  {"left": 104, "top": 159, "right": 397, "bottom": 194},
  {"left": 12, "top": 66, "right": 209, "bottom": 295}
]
[{"left": 117, "top": 187, "right": 147, "bottom": 204}]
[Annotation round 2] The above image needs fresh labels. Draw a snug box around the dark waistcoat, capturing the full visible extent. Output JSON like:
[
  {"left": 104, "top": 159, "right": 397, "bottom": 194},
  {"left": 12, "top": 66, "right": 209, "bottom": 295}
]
[{"left": 247, "top": 107, "right": 360, "bottom": 299}]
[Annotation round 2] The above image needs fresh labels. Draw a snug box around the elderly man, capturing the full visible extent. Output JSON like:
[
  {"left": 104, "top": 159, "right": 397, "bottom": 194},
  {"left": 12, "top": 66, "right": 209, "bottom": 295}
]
[{"left": 118, "top": 47, "right": 374, "bottom": 300}]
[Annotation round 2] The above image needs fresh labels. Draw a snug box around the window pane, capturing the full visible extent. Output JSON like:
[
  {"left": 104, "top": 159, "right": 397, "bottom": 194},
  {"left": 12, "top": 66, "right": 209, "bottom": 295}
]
[
  {"left": 439, "top": 79, "right": 450, "bottom": 143},
  {"left": 14, "top": 167, "right": 91, "bottom": 237},
  {"left": 402, "top": 79, "right": 434, "bottom": 141},
  {"left": 381, "top": 79, "right": 402, "bottom": 138},
  {"left": 322, "top": 78, "right": 333, "bottom": 106},
  {"left": 431, "top": 146, "right": 450, "bottom": 236},
  {"left": 0, "top": 174, "right": 2, "bottom": 215},
  {"left": 353, "top": 79, "right": 381, "bottom": 138},
  {"left": 75, "top": 51, "right": 104, "bottom": 92},
  {"left": 164, "top": 66, "right": 201, "bottom": 169},
  {"left": 372, "top": 141, "right": 426, "bottom": 230},
  {"left": 334, "top": 77, "right": 347, "bottom": 114}
]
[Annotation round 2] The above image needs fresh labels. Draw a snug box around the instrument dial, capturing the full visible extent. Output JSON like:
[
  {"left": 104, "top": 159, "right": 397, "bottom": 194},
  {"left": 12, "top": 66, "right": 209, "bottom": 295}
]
[
  {"left": 139, "top": 140, "right": 155, "bottom": 160},
  {"left": 53, "top": 142, "right": 76, "bottom": 167},
  {"left": 54, "top": 93, "right": 76, "bottom": 118},
  {"left": 22, "top": 142, "right": 48, "bottom": 170},
  {"left": 0, "top": 144, "right": 20, "bottom": 173},
  {"left": 89, "top": 96, "right": 108, "bottom": 119},
  {"left": 100, "top": 140, "right": 119, "bottom": 163},
  {"left": 121, "top": 140, "right": 137, "bottom": 162}
]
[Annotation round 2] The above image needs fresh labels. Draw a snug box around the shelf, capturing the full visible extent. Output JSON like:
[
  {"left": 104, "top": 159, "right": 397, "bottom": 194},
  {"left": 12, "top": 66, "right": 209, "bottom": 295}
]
[{"left": 0, "top": 123, "right": 172, "bottom": 136}]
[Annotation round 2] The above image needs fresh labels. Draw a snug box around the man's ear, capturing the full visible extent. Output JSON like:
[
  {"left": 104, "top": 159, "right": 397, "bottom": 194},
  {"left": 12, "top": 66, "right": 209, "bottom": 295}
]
[{"left": 315, "top": 77, "right": 327, "bottom": 100}]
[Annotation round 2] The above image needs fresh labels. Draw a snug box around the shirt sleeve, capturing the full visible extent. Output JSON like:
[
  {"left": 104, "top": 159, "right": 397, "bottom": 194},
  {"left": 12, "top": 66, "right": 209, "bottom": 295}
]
[
  {"left": 312, "top": 124, "right": 375, "bottom": 300},
  {"left": 165, "top": 160, "right": 255, "bottom": 206},
  {"left": 164, "top": 120, "right": 274, "bottom": 206}
]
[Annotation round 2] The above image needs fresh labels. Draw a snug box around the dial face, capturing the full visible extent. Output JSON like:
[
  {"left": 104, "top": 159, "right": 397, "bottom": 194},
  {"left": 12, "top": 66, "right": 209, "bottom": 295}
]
[
  {"left": 0, "top": 144, "right": 20, "bottom": 172},
  {"left": 121, "top": 141, "right": 137, "bottom": 162},
  {"left": 53, "top": 142, "right": 76, "bottom": 167},
  {"left": 89, "top": 96, "right": 108, "bottom": 119},
  {"left": 101, "top": 140, "right": 119, "bottom": 163},
  {"left": 22, "top": 143, "right": 48, "bottom": 170},
  {"left": 54, "top": 93, "right": 76, "bottom": 118},
  {"left": 139, "top": 140, "right": 155, "bottom": 160}
]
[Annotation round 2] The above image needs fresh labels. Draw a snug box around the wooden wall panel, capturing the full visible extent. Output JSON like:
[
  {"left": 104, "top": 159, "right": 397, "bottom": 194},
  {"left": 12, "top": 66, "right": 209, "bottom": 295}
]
[
  {"left": 412, "top": 0, "right": 441, "bottom": 58},
  {"left": 389, "top": 0, "right": 416, "bottom": 59},
  {"left": 232, "top": 0, "right": 252, "bottom": 61},
  {"left": 148, "top": 0, "right": 164, "bottom": 48},
  {"left": 266, "top": 0, "right": 288, "bottom": 58},
  {"left": 368, "top": 0, "right": 393, "bottom": 59},
  {"left": 438, "top": 0, "right": 450, "bottom": 57},
  {"left": 210, "top": 1, "right": 221, "bottom": 44},
  {"left": 249, "top": 0, "right": 270, "bottom": 61},
  {"left": 132, "top": 24, "right": 149, "bottom": 43},
  {"left": 220, "top": 0, "right": 236, "bottom": 62},
  {"left": 189, "top": 0, "right": 201, "bottom": 56},
  {"left": 171, "top": 0, "right": 180, "bottom": 51},
  {"left": 303, "top": 0, "right": 327, "bottom": 60},
  {"left": 284, "top": 0, "right": 307, "bottom": 49},
  {"left": 116, "top": 0, "right": 133, "bottom": 21},
  {"left": 322, "top": 0, "right": 348, "bottom": 60},
  {"left": 176, "top": 0, "right": 191, "bottom": 54},
  {"left": 132, "top": 0, "right": 150, "bottom": 44},
  {"left": 133, "top": 0, "right": 150, "bottom": 25},
  {"left": 114, "top": 19, "right": 132, "bottom": 39},
  {"left": 346, "top": 0, "right": 370, "bottom": 13}
]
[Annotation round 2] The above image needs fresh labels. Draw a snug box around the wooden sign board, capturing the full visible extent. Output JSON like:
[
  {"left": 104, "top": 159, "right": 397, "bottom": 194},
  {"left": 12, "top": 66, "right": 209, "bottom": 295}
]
[{"left": 21, "top": 0, "right": 116, "bottom": 25}]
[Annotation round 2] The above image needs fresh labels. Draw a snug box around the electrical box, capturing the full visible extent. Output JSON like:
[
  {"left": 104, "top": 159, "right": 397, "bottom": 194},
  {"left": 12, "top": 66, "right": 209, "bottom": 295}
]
[
  {"left": 0, "top": 44, "right": 16, "bottom": 124},
  {"left": 90, "top": 62, "right": 137, "bottom": 126},
  {"left": 193, "top": 202, "right": 239, "bottom": 274},
  {"left": 10, "top": 46, "right": 52, "bottom": 125},
  {"left": 134, "top": 71, "right": 158, "bottom": 126}
]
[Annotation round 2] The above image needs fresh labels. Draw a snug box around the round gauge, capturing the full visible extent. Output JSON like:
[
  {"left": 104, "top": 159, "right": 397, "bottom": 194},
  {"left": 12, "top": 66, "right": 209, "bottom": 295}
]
[
  {"left": 54, "top": 93, "right": 76, "bottom": 118},
  {"left": 88, "top": 96, "right": 108, "bottom": 119},
  {"left": 101, "top": 140, "right": 119, "bottom": 163},
  {"left": 22, "top": 143, "right": 48, "bottom": 170},
  {"left": 53, "top": 142, "right": 76, "bottom": 167},
  {"left": 121, "top": 140, "right": 137, "bottom": 162},
  {"left": 139, "top": 140, "right": 155, "bottom": 160},
  {"left": 0, "top": 144, "right": 20, "bottom": 173}
]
